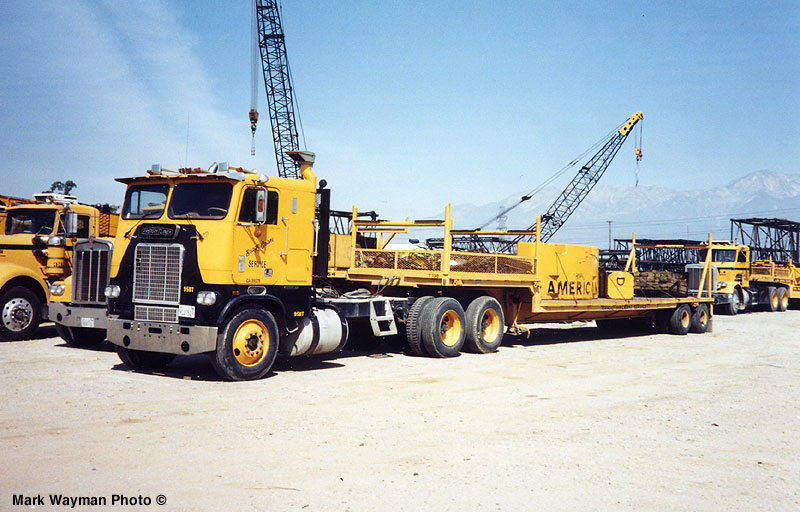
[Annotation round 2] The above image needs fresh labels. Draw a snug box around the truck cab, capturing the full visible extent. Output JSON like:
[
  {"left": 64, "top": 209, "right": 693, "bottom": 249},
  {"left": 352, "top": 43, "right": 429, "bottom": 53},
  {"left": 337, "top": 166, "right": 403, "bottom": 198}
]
[
  {"left": 105, "top": 156, "right": 338, "bottom": 380},
  {"left": 0, "top": 194, "right": 111, "bottom": 340}
]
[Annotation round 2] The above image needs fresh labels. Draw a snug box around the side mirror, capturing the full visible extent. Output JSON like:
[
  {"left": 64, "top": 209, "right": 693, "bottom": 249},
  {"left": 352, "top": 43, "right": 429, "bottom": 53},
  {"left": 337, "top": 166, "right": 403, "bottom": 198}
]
[
  {"left": 254, "top": 189, "right": 267, "bottom": 224},
  {"left": 64, "top": 212, "right": 79, "bottom": 236}
]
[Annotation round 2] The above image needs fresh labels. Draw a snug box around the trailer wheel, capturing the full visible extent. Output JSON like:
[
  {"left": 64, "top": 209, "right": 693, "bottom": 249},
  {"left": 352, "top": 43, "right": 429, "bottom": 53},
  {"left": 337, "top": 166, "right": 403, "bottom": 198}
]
[
  {"left": 420, "top": 297, "right": 465, "bottom": 358},
  {"left": 777, "top": 287, "right": 788, "bottom": 312},
  {"left": 211, "top": 307, "right": 279, "bottom": 381},
  {"left": 766, "top": 287, "right": 779, "bottom": 312},
  {"left": 690, "top": 304, "right": 710, "bottom": 333},
  {"left": 115, "top": 345, "right": 176, "bottom": 370},
  {"left": 0, "top": 286, "right": 42, "bottom": 341},
  {"left": 668, "top": 305, "right": 691, "bottom": 335},
  {"left": 464, "top": 296, "right": 505, "bottom": 353},
  {"left": 406, "top": 296, "right": 434, "bottom": 356}
]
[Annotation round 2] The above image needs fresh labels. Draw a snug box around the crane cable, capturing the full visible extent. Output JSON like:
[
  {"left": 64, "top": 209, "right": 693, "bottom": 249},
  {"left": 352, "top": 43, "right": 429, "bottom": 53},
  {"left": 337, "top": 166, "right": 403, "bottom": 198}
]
[
  {"left": 249, "top": 0, "right": 259, "bottom": 155},
  {"left": 634, "top": 120, "right": 643, "bottom": 186},
  {"left": 475, "top": 121, "right": 626, "bottom": 230}
]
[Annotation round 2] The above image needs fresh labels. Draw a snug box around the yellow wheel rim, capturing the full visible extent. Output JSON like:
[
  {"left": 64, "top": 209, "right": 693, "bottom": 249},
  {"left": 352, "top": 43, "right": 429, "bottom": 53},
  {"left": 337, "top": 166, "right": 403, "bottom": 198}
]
[
  {"left": 771, "top": 292, "right": 779, "bottom": 309},
  {"left": 680, "top": 309, "right": 690, "bottom": 329},
  {"left": 781, "top": 293, "right": 788, "bottom": 310},
  {"left": 481, "top": 309, "right": 501, "bottom": 342},
  {"left": 232, "top": 319, "right": 269, "bottom": 367},
  {"left": 698, "top": 309, "right": 708, "bottom": 328},
  {"left": 438, "top": 310, "right": 462, "bottom": 347}
]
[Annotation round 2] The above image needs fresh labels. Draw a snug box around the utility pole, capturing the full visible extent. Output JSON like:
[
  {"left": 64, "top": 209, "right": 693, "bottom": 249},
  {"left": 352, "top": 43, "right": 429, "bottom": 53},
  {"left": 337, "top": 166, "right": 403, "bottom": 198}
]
[{"left": 607, "top": 221, "right": 612, "bottom": 250}]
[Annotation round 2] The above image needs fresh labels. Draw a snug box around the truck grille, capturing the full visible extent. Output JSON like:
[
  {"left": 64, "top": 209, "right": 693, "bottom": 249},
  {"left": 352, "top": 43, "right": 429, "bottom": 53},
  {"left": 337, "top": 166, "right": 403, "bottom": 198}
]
[
  {"left": 134, "top": 305, "right": 178, "bottom": 323},
  {"left": 133, "top": 244, "right": 183, "bottom": 305},
  {"left": 686, "top": 264, "right": 718, "bottom": 296},
  {"left": 73, "top": 240, "right": 112, "bottom": 304}
]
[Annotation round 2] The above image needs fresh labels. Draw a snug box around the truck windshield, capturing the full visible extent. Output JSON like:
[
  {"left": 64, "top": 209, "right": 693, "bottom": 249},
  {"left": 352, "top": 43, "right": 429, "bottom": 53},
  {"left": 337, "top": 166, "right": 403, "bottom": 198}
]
[
  {"left": 169, "top": 183, "right": 233, "bottom": 220},
  {"left": 122, "top": 184, "right": 170, "bottom": 219},
  {"left": 5, "top": 209, "right": 57, "bottom": 235},
  {"left": 699, "top": 249, "right": 737, "bottom": 263}
]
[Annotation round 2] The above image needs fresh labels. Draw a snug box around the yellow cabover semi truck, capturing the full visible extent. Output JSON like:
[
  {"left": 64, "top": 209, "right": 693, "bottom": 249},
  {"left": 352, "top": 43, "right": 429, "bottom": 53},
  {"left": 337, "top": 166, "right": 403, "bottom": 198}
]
[
  {"left": 0, "top": 194, "right": 118, "bottom": 340},
  {"left": 103, "top": 153, "right": 714, "bottom": 380}
]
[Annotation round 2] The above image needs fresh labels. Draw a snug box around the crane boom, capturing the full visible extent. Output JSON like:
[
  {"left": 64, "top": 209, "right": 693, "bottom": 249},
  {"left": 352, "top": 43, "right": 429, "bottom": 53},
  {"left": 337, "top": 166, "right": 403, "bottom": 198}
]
[
  {"left": 535, "top": 111, "right": 643, "bottom": 243},
  {"left": 252, "top": 0, "right": 302, "bottom": 179}
]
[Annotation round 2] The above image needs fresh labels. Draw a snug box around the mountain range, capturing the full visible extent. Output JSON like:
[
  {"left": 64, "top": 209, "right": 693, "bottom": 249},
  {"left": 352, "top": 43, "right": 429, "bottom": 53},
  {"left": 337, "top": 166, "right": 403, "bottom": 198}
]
[{"left": 438, "top": 170, "right": 800, "bottom": 248}]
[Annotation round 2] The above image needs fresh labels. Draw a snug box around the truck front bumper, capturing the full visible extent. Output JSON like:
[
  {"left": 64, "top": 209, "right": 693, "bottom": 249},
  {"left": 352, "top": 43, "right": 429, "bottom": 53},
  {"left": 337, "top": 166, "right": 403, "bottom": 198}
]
[
  {"left": 107, "top": 317, "right": 218, "bottom": 355},
  {"left": 49, "top": 302, "right": 108, "bottom": 329}
]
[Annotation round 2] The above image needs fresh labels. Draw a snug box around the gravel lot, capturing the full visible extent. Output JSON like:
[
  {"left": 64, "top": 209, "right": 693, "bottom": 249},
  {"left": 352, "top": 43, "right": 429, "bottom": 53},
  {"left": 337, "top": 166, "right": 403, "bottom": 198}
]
[{"left": 2, "top": 311, "right": 799, "bottom": 511}]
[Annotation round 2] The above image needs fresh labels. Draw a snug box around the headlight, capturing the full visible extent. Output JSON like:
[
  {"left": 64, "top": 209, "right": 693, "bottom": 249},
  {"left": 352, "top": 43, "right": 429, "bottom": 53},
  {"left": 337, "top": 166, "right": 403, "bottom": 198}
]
[
  {"left": 716, "top": 281, "right": 728, "bottom": 290},
  {"left": 104, "top": 285, "right": 121, "bottom": 298},
  {"left": 49, "top": 283, "right": 66, "bottom": 296},
  {"left": 196, "top": 291, "right": 217, "bottom": 306},
  {"left": 47, "top": 236, "right": 66, "bottom": 247}
]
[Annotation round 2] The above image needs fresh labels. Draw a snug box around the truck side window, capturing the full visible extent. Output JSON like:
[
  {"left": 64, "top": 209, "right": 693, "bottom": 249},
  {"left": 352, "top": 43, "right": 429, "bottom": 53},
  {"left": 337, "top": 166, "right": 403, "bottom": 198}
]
[
  {"left": 738, "top": 251, "right": 747, "bottom": 263},
  {"left": 76, "top": 215, "right": 90, "bottom": 238},
  {"left": 238, "top": 188, "right": 258, "bottom": 223},
  {"left": 238, "top": 189, "right": 279, "bottom": 225},
  {"left": 266, "top": 191, "right": 278, "bottom": 225}
]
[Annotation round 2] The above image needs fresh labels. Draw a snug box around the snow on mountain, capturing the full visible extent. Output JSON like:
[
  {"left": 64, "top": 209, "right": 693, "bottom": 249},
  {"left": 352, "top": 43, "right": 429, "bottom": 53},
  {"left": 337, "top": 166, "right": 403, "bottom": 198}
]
[{"left": 441, "top": 170, "right": 800, "bottom": 248}]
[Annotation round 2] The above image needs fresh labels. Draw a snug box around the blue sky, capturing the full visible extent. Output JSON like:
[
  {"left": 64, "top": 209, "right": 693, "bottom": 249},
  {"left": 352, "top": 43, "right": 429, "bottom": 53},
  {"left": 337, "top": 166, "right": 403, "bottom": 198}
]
[{"left": 1, "top": 1, "right": 798, "bottom": 224}]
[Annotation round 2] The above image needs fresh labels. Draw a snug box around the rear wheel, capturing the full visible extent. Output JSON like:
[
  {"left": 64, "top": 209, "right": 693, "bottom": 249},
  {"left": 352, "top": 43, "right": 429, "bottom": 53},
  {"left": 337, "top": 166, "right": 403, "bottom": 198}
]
[
  {"left": 668, "top": 304, "right": 691, "bottom": 335},
  {"left": 420, "top": 297, "right": 465, "bottom": 358},
  {"left": 115, "top": 345, "right": 176, "bottom": 370},
  {"left": 405, "top": 296, "right": 434, "bottom": 356},
  {"left": 0, "top": 286, "right": 42, "bottom": 341},
  {"left": 690, "top": 304, "right": 710, "bottom": 333},
  {"left": 777, "top": 287, "right": 788, "bottom": 312},
  {"left": 766, "top": 286, "right": 779, "bottom": 312},
  {"left": 463, "top": 296, "right": 505, "bottom": 354},
  {"left": 211, "top": 307, "right": 279, "bottom": 381}
]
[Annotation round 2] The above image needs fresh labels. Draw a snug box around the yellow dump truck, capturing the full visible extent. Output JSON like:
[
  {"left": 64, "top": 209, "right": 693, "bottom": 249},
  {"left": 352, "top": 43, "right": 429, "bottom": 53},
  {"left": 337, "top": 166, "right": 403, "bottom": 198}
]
[
  {"left": 0, "top": 194, "right": 118, "bottom": 340},
  {"left": 103, "top": 154, "right": 714, "bottom": 380},
  {"left": 685, "top": 242, "right": 798, "bottom": 314}
]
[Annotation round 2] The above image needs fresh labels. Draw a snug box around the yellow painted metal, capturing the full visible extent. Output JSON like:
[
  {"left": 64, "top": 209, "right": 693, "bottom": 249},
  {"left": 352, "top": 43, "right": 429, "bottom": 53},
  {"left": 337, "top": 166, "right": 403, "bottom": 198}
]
[
  {"left": 481, "top": 308, "right": 501, "bottom": 342},
  {"left": 231, "top": 318, "right": 269, "bottom": 366},
  {"left": 618, "top": 111, "right": 643, "bottom": 136},
  {"left": 110, "top": 172, "right": 317, "bottom": 287},
  {"left": 438, "top": 309, "right": 462, "bottom": 347},
  {"left": 604, "top": 271, "right": 634, "bottom": 299}
]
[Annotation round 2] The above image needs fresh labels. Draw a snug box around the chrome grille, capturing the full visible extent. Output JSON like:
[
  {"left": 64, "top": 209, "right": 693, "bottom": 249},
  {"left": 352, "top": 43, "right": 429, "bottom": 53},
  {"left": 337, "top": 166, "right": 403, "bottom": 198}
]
[
  {"left": 135, "top": 305, "right": 178, "bottom": 323},
  {"left": 73, "top": 240, "right": 112, "bottom": 304},
  {"left": 133, "top": 244, "right": 183, "bottom": 304},
  {"left": 686, "top": 264, "right": 717, "bottom": 296}
]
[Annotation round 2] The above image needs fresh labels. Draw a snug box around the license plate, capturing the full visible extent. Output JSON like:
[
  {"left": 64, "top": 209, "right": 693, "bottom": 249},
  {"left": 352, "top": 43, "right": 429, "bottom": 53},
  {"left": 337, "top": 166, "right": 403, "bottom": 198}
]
[
  {"left": 178, "top": 305, "right": 196, "bottom": 319},
  {"left": 80, "top": 317, "right": 95, "bottom": 328}
]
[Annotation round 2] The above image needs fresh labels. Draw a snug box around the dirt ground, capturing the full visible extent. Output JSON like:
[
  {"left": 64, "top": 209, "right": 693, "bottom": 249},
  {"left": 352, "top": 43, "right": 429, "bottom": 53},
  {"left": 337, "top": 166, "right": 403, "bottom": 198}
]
[{"left": 1, "top": 311, "right": 799, "bottom": 511}]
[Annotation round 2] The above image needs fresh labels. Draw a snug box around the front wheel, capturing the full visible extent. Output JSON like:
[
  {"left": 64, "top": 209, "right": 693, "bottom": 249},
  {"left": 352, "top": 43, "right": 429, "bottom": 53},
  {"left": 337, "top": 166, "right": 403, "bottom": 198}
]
[
  {"left": 211, "top": 307, "right": 279, "bottom": 381},
  {"left": 725, "top": 290, "right": 741, "bottom": 316},
  {"left": 115, "top": 345, "right": 176, "bottom": 370},
  {"left": 0, "top": 286, "right": 42, "bottom": 341}
]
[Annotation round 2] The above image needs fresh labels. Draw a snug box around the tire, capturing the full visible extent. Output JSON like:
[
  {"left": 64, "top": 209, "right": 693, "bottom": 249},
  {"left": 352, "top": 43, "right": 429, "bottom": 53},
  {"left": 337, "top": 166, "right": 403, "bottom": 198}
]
[
  {"left": 777, "top": 287, "right": 788, "bottom": 312},
  {"left": 725, "top": 290, "right": 740, "bottom": 316},
  {"left": 668, "top": 304, "right": 691, "bottom": 335},
  {"left": 766, "top": 286, "right": 779, "bottom": 312},
  {"left": 56, "top": 324, "right": 106, "bottom": 347},
  {"left": 406, "top": 296, "right": 434, "bottom": 356},
  {"left": 690, "top": 304, "right": 710, "bottom": 333},
  {"left": 463, "top": 296, "right": 505, "bottom": 353},
  {"left": 211, "top": 307, "right": 279, "bottom": 381},
  {"left": 115, "top": 345, "right": 176, "bottom": 370},
  {"left": 420, "top": 297, "right": 466, "bottom": 358},
  {"left": 0, "top": 286, "right": 42, "bottom": 341}
]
